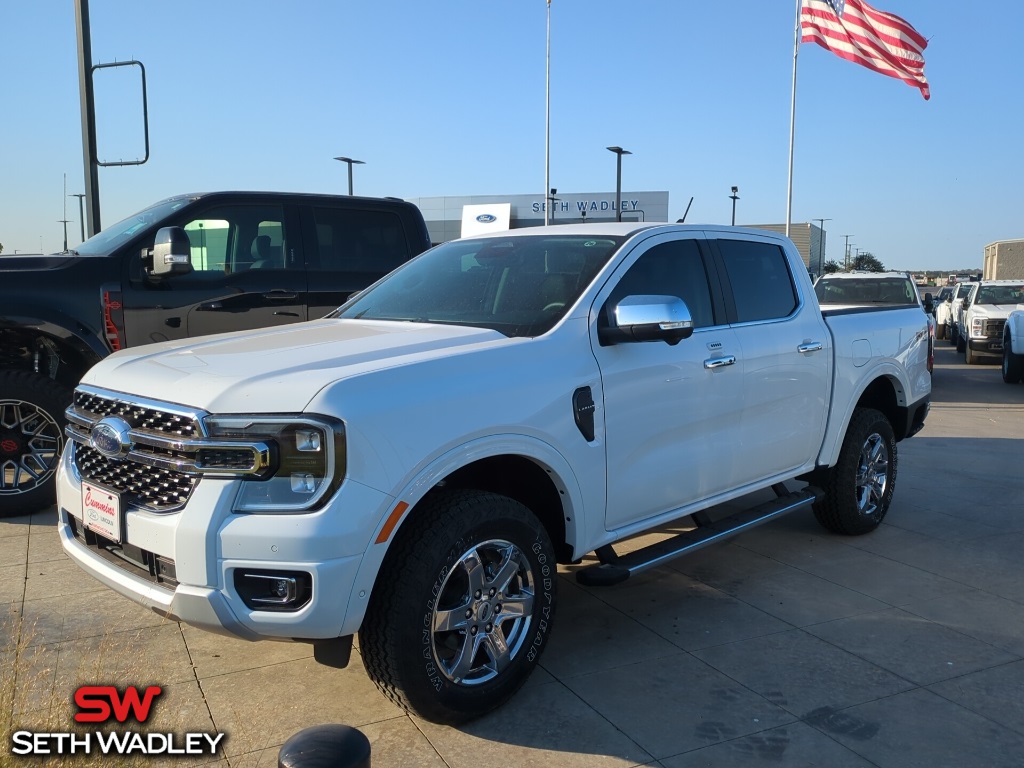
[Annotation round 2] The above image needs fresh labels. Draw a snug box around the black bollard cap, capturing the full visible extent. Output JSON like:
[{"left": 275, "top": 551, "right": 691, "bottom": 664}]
[{"left": 278, "top": 724, "right": 371, "bottom": 768}]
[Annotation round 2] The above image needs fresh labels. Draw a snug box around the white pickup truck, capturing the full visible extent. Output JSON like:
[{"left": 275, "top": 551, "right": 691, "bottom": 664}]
[
  {"left": 56, "top": 224, "right": 932, "bottom": 724},
  {"left": 957, "top": 280, "right": 1024, "bottom": 365}
]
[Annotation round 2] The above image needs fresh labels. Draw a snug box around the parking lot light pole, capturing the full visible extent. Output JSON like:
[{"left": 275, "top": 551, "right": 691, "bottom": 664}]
[
  {"left": 814, "top": 218, "right": 831, "bottom": 273},
  {"left": 70, "top": 193, "right": 86, "bottom": 242},
  {"left": 333, "top": 157, "right": 364, "bottom": 196},
  {"left": 729, "top": 186, "right": 740, "bottom": 225},
  {"left": 606, "top": 146, "right": 632, "bottom": 222},
  {"left": 843, "top": 234, "right": 853, "bottom": 270}
]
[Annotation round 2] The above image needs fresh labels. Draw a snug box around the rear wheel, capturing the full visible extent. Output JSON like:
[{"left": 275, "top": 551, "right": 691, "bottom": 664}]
[
  {"left": 0, "top": 371, "right": 70, "bottom": 517},
  {"left": 360, "top": 489, "right": 557, "bottom": 724},
  {"left": 949, "top": 323, "right": 959, "bottom": 347},
  {"left": 813, "top": 408, "right": 897, "bottom": 535},
  {"left": 935, "top": 322, "right": 946, "bottom": 340},
  {"left": 1003, "top": 335, "right": 1024, "bottom": 383},
  {"left": 956, "top": 331, "right": 966, "bottom": 353}
]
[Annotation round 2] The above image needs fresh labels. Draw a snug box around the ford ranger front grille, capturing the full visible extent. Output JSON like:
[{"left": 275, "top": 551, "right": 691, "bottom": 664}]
[
  {"left": 66, "top": 388, "right": 205, "bottom": 512},
  {"left": 65, "top": 386, "right": 273, "bottom": 514}
]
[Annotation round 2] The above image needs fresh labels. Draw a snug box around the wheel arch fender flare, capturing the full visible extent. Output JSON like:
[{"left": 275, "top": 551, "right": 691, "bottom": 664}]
[
  {"left": 338, "top": 433, "right": 584, "bottom": 637},
  {"left": 817, "top": 365, "right": 910, "bottom": 468},
  {"left": 1, "top": 309, "right": 107, "bottom": 373}
]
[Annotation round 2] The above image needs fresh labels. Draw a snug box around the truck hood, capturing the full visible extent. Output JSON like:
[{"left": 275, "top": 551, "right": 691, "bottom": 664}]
[
  {"left": 80, "top": 319, "right": 508, "bottom": 413},
  {"left": 0, "top": 253, "right": 83, "bottom": 272},
  {"left": 970, "top": 305, "right": 1017, "bottom": 319}
]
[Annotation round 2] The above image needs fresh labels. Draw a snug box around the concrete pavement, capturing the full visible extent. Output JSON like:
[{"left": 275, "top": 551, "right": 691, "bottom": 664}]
[{"left": 3, "top": 342, "right": 1024, "bottom": 767}]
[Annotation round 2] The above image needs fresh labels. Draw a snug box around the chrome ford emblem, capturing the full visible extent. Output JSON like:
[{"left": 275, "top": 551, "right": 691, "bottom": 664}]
[
  {"left": 476, "top": 214, "right": 497, "bottom": 223},
  {"left": 90, "top": 417, "right": 133, "bottom": 459}
]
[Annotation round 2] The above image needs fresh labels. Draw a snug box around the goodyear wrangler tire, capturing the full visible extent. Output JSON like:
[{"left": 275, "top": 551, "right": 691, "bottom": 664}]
[
  {"left": 359, "top": 489, "right": 557, "bottom": 724},
  {"left": 0, "top": 371, "right": 70, "bottom": 517},
  {"left": 813, "top": 408, "right": 897, "bottom": 536}
]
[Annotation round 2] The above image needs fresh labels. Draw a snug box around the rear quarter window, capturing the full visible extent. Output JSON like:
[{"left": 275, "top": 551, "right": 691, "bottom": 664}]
[{"left": 716, "top": 239, "right": 798, "bottom": 322}]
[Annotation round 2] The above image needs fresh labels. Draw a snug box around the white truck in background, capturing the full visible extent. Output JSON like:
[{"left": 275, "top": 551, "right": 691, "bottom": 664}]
[
  {"left": 956, "top": 280, "right": 1024, "bottom": 365},
  {"left": 56, "top": 224, "right": 932, "bottom": 724}
]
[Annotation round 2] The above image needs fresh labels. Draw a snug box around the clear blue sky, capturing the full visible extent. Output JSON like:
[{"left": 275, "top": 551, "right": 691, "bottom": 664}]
[{"left": 2, "top": 1, "right": 1020, "bottom": 271}]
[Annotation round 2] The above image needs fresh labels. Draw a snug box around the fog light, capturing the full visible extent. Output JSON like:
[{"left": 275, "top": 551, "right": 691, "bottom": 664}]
[{"left": 234, "top": 570, "right": 311, "bottom": 611}]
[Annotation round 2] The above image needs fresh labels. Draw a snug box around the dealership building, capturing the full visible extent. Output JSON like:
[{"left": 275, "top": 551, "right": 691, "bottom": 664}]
[{"left": 406, "top": 191, "right": 826, "bottom": 275}]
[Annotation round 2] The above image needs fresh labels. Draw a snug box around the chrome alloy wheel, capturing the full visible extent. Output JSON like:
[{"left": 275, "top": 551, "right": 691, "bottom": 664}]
[
  {"left": 430, "top": 539, "right": 536, "bottom": 686},
  {"left": 0, "top": 399, "right": 63, "bottom": 496},
  {"left": 854, "top": 431, "right": 889, "bottom": 517}
]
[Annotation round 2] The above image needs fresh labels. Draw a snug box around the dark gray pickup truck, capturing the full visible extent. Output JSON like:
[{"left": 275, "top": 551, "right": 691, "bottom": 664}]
[{"left": 1, "top": 191, "right": 430, "bottom": 515}]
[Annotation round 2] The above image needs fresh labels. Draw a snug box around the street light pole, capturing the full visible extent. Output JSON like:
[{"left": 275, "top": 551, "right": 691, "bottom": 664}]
[
  {"left": 729, "top": 186, "right": 740, "bottom": 225},
  {"left": 842, "top": 234, "right": 853, "bottom": 270},
  {"left": 333, "top": 156, "right": 364, "bottom": 195},
  {"left": 814, "top": 217, "right": 831, "bottom": 273},
  {"left": 70, "top": 193, "right": 86, "bottom": 242},
  {"left": 606, "top": 146, "right": 631, "bottom": 222}
]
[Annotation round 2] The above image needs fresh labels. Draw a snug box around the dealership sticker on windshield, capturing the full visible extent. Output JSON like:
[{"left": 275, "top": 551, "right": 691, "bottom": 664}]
[{"left": 82, "top": 482, "right": 121, "bottom": 543}]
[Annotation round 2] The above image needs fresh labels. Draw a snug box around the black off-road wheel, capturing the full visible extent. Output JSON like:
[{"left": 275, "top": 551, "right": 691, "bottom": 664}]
[
  {"left": 1003, "top": 335, "right": 1024, "bottom": 383},
  {"left": 813, "top": 408, "right": 897, "bottom": 535},
  {"left": 359, "top": 489, "right": 557, "bottom": 724},
  {"left": 935, "top": 322, "right": 946, "bottom": 341},
  {"left": 0, "top": 371, "right": 70, "bottom": 517},
  {"left": 956, "top": 332, "right": 966, "bottom": 354},
  {"left": 948, "top": 324, "right": 959, "bottom": 347}
]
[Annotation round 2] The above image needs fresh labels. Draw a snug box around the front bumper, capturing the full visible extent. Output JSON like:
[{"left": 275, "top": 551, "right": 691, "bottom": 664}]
[
  {"left": 967, "top": 337, "right": 1003, "bottom": 354},
  {"left": 56, "top": 443, "right": 390, "bottom": 643}
]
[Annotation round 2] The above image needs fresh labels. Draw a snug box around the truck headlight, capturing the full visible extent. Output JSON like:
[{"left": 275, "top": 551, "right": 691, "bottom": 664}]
[
  {"left": 204, "top": 415, "right": 345, "bottom": 513},
  {"left": 971, "top": 318, "right": 984, "bottom": 337}
]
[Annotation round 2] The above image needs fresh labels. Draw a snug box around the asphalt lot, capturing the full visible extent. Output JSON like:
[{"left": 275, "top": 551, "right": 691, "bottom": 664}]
[{"left": 3, "top": 341, "right": 1024, "bottom": 767}]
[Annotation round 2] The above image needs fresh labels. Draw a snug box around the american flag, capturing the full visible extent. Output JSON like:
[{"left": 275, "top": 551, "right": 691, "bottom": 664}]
[{"left": 801, "top": 0, "right": 930, "bottom": 100}]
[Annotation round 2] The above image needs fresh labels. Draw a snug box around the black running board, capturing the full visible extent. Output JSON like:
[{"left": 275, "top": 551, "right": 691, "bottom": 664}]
[{"left": 575, "top": 488, "right": 821, "bottom": 587}]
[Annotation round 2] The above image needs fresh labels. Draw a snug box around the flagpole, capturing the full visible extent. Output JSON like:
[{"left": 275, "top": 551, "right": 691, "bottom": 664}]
[
  {"left": 785, "top": 0, "right": 802, "bottom": 239},
  {"left": 544, "top": 0, "right": 551, "bottom": 227}
]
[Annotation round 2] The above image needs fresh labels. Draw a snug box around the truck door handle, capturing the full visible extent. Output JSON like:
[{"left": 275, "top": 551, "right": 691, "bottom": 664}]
[
  {"left": 197, "top": 301, "right": 223, "bottom": 311},
  {"left": 798, "top": 342, "right": 824, "bottom": 354},
  {"left": 263, "top": 291, "right": 297, "bottom": 300},
  {"left": 703, "top": 355, "right": 736, "bottom": 369}
]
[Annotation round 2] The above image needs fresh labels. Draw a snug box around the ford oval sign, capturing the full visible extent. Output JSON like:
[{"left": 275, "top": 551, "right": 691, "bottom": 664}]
[
  {"left": 476, "top": 214, "right": 497, "bottom": 223},
  {"left": 90, "top": 417, "right": 133, "bottom": 459}
]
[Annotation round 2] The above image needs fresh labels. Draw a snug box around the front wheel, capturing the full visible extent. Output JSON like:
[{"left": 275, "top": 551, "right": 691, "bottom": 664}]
[
  {"left": 813, "top": 408, "right": 897, "bottom": 535},
  {"left": 965, "top": 342, "right": 979, "bottom": 365},
  {"left": 1003, "top": 336, "right": 1024, "bottom": 383},
  {"left": 360, "top": 489, "right": 557, "bottom": 724},
  {"left": 0, "top": 370, "right": 71, "bottom": 517}
]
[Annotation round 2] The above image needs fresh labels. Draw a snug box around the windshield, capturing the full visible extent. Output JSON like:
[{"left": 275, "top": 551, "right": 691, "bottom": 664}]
[
  {"left": 333, "top": 234, "right": 624, "bottom": 337},
  {"left": 73, "top": 196, "right": 195, "bottom": 256},
  {"left": 814, "top": 277, "right": 917, "bottom": 305},
  {"left": 975, "top": 285, "right": 1024, "bottom": 305}
]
